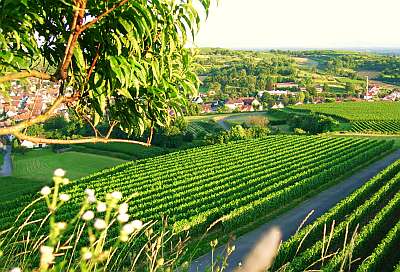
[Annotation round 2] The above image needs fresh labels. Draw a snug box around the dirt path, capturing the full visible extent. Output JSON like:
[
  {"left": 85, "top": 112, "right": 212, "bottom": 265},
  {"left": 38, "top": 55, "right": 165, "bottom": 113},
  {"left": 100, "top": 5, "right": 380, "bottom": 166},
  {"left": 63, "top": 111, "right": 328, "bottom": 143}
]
[
  {"left": 189, "top": 149, "right": 400, "bottom": 272},
  {"left": 0, "top": 145, "right": 12, "bottom": 177}
]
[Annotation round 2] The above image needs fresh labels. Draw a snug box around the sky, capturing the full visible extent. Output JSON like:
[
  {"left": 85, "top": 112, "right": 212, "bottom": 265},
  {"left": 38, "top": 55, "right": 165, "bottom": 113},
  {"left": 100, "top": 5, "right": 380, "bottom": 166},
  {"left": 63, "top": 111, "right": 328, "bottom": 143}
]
[{"left": 194, "top": 0, "right": 400, "bottom": 49}]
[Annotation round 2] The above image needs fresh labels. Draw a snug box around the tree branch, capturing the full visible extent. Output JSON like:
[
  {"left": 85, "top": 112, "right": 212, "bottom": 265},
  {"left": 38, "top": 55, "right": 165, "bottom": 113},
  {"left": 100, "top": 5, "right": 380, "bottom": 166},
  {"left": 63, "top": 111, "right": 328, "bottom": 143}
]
[
  {"left": 0, "top": 70, "right": 56, "bottom": 84},
  {"left": 58, "top": 0, "right": 129, "bottom": 80},
  {"left": 58, "top": 0, "right": 88, "bottom": 80},
  {"left": 106, "top": 121, "right": 119, "bottom": 139},
  {"left": 87, "top": 44, "right": 101, "bottom": 81},
  {"left": 14, "top": 131, "right": 150, "bottom": 146},
  {"left": 147, "top": 126, "right": 154, "bottom": 145},
  {"left": 80, "top": 0, "right": 129, "bottom": 33}
]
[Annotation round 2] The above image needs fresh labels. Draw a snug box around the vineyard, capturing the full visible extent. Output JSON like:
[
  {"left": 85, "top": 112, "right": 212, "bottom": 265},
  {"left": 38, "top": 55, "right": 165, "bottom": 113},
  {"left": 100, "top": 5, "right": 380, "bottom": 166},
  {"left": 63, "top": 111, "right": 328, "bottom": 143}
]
[
  {"left": 293, "top": 102, "right": 400, "bottom": 122},
  {"left": 272, "top": 159, "right": 400, "bottom": 272},
  {"left": 351, "top": 121, "right": 400, "bottom": 134},
  {"left": 292, "top": 102, "right": 400, "bottom": 133},
  {"left": 0, "top": 136, "right": 393, "bottom": 250}
]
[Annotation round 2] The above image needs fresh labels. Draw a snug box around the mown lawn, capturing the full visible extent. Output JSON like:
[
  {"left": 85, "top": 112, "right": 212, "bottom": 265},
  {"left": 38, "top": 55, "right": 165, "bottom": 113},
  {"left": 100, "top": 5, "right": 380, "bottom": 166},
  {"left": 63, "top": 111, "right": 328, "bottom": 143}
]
[
  {"left": 0, "top": 149, "right": 126, "bottom": 201},
  {"left": 78, "top": 142, "right": 165, "bottom": 159}
]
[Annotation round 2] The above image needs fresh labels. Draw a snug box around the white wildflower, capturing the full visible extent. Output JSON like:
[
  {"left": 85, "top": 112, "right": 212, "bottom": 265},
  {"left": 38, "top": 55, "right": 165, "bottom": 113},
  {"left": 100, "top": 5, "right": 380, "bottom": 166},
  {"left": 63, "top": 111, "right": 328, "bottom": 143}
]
[
  {"left": 53, "top": 168, "right": 66, "bottom": 177},
  {"left": 84, "top": 188, "right": 95, "bottom": 196},
  {"left": 40, "top": 246, "right": 53, "bottom": 255},
  {"left": 62, "top": 178, "right": 70, "bottom": 185},
  {"left": 111, "top": 191, "right": 122, "bottom": 200},
  {"left": 83, "top": 251, "right": 92, "bottom": 260},
  {"left": 40, "top": 246, "right": 54, "bottom": 267},
  {"left": 40, "top": 186, "right": 51, "bottom": 196},
  {"left": 87, "top": 194, "right": 96, "bottom": 203},
  {"left": 56, "top": 222, "right": 67, "bottom": 230},
  {"left": 9, "top": 268, "right": 22, "bottom": 272},
  {"left": 94, "top": 219, "right": 107, "bottom": 230},
  {"left": 59, "top": 194, "right": 70, "bottom": 202},
  {"left": 131, "top": 220, "right": 143, "bottom": 230},
  {"left": 119, "top": 203, "right": 129, "bottom": 214},
  {"left": 82, "top": 211, "right": 94, "bottom": 221},
  {"left": 85, "top": 189, "right": 96, "bottom": 203},
  {"left": 96, "top": 202, "right": 107, "bottom": 212},
  {"left": 117, "top": 213, "right": 130, "bottom": 223},
  {"left": 122, "top": 223, "right": 135, "bottom": 235}
]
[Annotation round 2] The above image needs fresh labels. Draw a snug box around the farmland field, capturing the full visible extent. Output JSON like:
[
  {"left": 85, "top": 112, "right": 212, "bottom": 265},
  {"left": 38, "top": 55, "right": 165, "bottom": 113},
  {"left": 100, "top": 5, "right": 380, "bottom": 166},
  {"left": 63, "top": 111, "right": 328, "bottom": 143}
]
[
  {"left": 0, "top": 136, "right": 393, "bottom": 251},
  {"left": 273, "top": 159, "right": 400, "bottom": 271},
  {"left": 351, "top": 121, "right": 400, "bottom": 134},
  {"left": 292, "top": 102, "right": 400, "bottom": 121},
  {"left": 291, "top": 102, "right": 400, "bottom": 133}
]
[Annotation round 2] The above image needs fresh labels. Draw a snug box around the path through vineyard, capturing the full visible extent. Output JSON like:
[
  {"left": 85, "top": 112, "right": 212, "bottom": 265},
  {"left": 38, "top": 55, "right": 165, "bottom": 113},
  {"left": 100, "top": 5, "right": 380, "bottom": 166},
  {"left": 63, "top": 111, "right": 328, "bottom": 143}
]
[
  {"left": 189, "top": 148, "right": 400, "bottom": 272},
  {"left": 0, "top": 145, "right": 12, "bottom": 177}
]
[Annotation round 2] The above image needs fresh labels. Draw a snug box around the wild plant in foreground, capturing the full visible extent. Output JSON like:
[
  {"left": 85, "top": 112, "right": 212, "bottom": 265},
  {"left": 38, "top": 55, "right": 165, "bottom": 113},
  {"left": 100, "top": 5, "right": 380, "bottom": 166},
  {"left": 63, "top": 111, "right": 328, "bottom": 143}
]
[{"left": 0, "top": 169, "right": 187, "bottom": 272}]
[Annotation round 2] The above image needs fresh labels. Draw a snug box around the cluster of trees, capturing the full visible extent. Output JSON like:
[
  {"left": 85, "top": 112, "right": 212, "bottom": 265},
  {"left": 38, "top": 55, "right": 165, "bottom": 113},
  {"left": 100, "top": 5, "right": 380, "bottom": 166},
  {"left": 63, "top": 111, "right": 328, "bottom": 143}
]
[
  {"left": 292, "top": 50, "right": 400, "bottom": 85},
  {"left": 197, "top": 49, "right": 380, "bottom": 108},
  {"left": 205, "top": 124, "right": 270, "bottom": 145},
  {"left": 198, "top": 50, "right": 298, "bottom": 100},
  {"left": 288, "top": 114, "right": 339, "bottom": 134}
]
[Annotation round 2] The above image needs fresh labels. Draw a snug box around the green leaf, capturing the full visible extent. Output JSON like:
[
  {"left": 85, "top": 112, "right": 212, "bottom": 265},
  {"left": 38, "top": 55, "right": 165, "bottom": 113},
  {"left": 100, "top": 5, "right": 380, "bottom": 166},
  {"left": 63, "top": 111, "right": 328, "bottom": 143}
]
[{"left": 117, "top": 88, "right": 133, "bottom": 100}]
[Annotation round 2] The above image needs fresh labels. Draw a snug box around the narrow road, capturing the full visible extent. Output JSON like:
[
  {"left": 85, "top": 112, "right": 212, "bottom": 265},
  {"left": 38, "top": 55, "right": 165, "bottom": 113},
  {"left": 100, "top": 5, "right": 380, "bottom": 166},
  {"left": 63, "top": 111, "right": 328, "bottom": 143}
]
[
  {"left": 0, "top": 145, "right": 12, "bottom": 177},
  {"left": 217, "top": 119, "right": 230, "bottom": 130},
  {"left": 189, "top": 148, "right": 400, "bottom": 272}
]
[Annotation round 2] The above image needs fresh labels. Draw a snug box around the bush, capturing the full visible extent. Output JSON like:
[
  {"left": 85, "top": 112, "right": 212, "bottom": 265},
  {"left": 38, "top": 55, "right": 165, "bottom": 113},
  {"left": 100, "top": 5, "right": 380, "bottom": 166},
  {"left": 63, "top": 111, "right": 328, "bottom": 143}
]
[{"left": 294, "top": 128, "right": 307, "bottom": 135}]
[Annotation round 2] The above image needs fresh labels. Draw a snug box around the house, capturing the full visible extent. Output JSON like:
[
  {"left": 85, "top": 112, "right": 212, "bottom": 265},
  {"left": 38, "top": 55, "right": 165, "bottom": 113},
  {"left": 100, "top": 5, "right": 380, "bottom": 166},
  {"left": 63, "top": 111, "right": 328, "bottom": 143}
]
[
  {"left": 242, "top": 97, "right": 262, "bottom": 110},
  {"left": 225, "top": 97, "right": 262, "bottom": 111},
  {"left": 259, "top": 90, "right": 298, "bottom": 97},
  {"left": 364, "top": 86, "right": 380, "bottom": 100},
  {"left": 201, "top": 103, "right": 213, "bottom": 113},
  {"left": 271, "top": 102, "right": 285, "bottom": 109},
  {"left": 191, "top": 96, "right": 204, "bottom": 104},
  {"left": 275, "top": 82, "right": 298, "bottom": 89},
  {"left": 225, "top": 98, "right": 245, "bottom": 110},
  {"left": 21, "top": 140, "right": 47, "bottom": 149},
  {"left": 241, "top": 105, "right": 255, "bottom": 112},
  {"left": 383, "top": 91, "right": 400, "bottom": 101},
  {"left": 265, "top": 90, "right": 290, "bottom": 96}
]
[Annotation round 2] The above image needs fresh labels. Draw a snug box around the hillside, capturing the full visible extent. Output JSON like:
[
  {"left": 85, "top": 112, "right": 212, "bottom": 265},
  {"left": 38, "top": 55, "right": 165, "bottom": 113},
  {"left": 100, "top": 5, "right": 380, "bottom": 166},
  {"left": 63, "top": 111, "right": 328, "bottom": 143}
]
[{"left": 0, "top": 136, "right": 393, "bottom": 257}]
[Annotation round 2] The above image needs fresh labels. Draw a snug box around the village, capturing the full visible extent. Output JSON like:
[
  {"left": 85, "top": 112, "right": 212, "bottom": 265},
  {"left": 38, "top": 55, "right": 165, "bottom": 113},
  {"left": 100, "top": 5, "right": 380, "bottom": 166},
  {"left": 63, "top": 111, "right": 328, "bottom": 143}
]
[
  {"left": 1, "top": 79, "right": 400, "bottom": 123},
  {"left": 192, "top": 80, "right": 400, "bottom": 114}
]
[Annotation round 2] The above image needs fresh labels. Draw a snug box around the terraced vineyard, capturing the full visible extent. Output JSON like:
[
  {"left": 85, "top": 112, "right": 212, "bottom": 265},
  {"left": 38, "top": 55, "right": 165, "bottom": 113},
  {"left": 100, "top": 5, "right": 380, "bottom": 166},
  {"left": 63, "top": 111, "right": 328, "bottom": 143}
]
[
  {"left": 0, "top": 136, "right": 393, "bottom": 241},
  {"left": 292, "top": 102, "right": 400, "bottom": 133},
  {"left": 272, "top": 159, "right": 400, "bottom": 272}
]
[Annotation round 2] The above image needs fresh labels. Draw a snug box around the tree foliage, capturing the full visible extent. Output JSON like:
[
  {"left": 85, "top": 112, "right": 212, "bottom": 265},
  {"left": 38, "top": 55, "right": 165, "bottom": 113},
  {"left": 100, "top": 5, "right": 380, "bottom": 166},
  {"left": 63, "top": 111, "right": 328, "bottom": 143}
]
[{"left": 0, "top": 0, "right": 211, "bottom": 143}]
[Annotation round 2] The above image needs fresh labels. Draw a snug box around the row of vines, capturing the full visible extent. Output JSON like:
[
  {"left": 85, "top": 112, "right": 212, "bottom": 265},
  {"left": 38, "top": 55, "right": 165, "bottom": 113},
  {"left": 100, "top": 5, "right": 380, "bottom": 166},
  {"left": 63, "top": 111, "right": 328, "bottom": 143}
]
[
  {"left": 292, "top": 101, "right": 400, "bottom": 133},
  {"left": 0, "top": 137, "right": 393, "bottom": 248},
  {"left": 351, "top": 121, "right": 400, "bottom": 134},
  {"left": 272, "top": 159, "right": 400, "bottom": 271},
  {"left": 293, "top": 102, "right": 400, "bottom": 122}
]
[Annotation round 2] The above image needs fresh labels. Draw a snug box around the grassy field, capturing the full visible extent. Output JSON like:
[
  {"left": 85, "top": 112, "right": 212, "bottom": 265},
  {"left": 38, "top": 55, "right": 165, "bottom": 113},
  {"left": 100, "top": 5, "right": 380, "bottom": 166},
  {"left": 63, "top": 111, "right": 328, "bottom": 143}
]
[
  {"left": 186, "top": 110, "right": 289, "bottom": 123},
  {"left": 0, "top": 149, "right": 126, "bottom": 201},
  {"left": 76, "top": 142, "right": 166, "bottom": 160}
]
